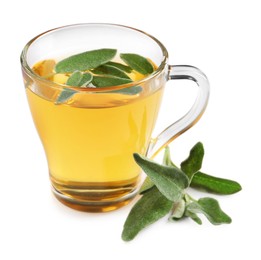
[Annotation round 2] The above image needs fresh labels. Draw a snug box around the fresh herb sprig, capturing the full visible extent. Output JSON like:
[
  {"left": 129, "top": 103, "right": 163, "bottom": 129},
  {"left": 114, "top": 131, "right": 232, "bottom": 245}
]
[
  {"left": 122, "top": 142, "right": 242, "bottom": 241},
  {"left": 52, "top": 49, "right": 154, "bottom": 104}
]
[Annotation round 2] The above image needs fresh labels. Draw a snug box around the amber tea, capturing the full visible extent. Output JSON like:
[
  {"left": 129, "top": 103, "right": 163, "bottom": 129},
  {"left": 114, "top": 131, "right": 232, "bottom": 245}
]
[{"left": 27, "top": 51, "right": 163, "bottom": 211}]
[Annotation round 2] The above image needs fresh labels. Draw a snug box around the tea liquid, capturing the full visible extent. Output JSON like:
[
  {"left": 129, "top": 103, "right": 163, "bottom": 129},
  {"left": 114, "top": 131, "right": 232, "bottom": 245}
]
[{"left": 26, "top": 59, "right": 164, "bottom": 211}]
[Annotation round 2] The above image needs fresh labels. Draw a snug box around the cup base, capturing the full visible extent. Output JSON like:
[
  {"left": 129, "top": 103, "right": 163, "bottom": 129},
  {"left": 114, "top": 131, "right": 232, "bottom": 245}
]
[{"left": 51, "top": 177, "right": 139, "bottom": 212}]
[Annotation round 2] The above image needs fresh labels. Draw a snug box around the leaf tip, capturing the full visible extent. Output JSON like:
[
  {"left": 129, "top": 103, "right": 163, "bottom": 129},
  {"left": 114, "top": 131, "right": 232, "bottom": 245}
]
[
  {"left": 133, "top": 153, "right": 143, "bottom": 162},
  {"left": 121, "top": 232, "right": 134, "bottom": 242}
]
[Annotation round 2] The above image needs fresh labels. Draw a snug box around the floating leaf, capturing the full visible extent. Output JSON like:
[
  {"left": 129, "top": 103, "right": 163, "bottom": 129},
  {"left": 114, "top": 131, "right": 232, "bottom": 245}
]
[
  {"left": 111, "top": 86, "right": 142, "bottom": 95},
  {"left": 78, "top": 72, "right": 93, "bottom": 87},
  {"left": 133, "top": 153, "right": 189, "bottom": 202},
  {"left": 181, "top": 142, "right": 204, "bottom": 182},
  {"left": 106, "top": 61, "right": 132, "bottom": 73},
  {"left": 191, "top": 171, "right": 242, "bottom": 195},
  {"left": 122, "top": 186, "right": 173, "bottom": 241},
  {"left": 92, "top": 64, "right": 131, "bottom": 79},
  {"left": 120, "top": 53, "right": 154, "bottom": 75},
  {"left": 186, "top": 197, "right": 232, "bottom": 225},
  {"left": 55, "top": 88, "right": 78, "bottom": 104},
  {"left": 55, "top": 49, "right": 117, "bottom": 73},
  {"left": 92, "top": 76, "right": 132, "bottom": 87},
  {"left": 66, "top": 71, "right": 83, "bottom": 86}
]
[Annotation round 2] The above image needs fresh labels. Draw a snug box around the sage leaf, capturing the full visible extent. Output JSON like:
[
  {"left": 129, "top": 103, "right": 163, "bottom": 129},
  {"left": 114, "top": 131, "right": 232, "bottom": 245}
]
[
  {"left": 66, "top": 71, "right": 83, "bottom": 86},
  {"left": 111, "top": 86, "right": 142, "bottom": 95},
  {"left": 55, "top": 49, "right": 117, "bottom": 73},
  {"left": 55, "top": 88, "right": 78, "bottom": 104},
  {"left": 120, "top": 53, "right": 154, "bottom": 75},
  {"left": 181, "top": 142, "right": 204, "bottom": 182},
  {"left": 139, "top": 176, "right": 154, "bottom": 194},
  {"left": 186, "top": 197, "right": 232, "bottom": 225},
  {"left": 122, "top": 186, "right": 173, "bottom": 241},
  {"left": 92, "top": 76, "right": 132, "bottom": 88},
  {"left": 191, "top": 171, "right": 242, "bottom": 195},
  {"left": 185, "top": 210, "right": 202, "bottom": 225},
  {"left": 78, "top": 72, "right": 93, "bottom": 87},
  {"left": 92, "top": 64, "right": 131, "bottom": 79},
  {"left": 169, "top": 199, "right": 186, "bottom": 220},
  {"left": 163, "top": 146, "right": 178, "bottom": 168},
  {"left": 133, "top": 153, "right": 189, "bottom": 201},
  {"left": 139, "top": 146, "right": 178, "bottom": 194},
  {"left": 106, "top": 61, "right": 132, "bottom": 73}
]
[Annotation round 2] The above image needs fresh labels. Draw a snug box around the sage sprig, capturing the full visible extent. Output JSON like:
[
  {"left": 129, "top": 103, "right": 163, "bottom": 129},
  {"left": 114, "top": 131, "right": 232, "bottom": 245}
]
[{"left": 122, "top": 142, "right": 242, "bottom": 241}]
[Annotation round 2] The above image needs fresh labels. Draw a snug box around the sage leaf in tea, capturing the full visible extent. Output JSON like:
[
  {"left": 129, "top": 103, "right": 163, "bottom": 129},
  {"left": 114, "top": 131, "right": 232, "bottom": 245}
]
[
  {"left": 106, "top": 61, "right": 132, "bottom": 73},
  {"left": 111, "top": 86, "right": 142, "bottom": 95},
  {"left": 120, "top": 53, "right": 154, "bottom": 75},
  {"left": 186, "top": 197, "right": 232, "bottom": 225},
  {"left": 133, "top": 153, "right": 189, "bottom": 201},
  {"left": 92, "top": 64, "right": 131, "bottom": 79},
  {"left": 66, "top": 71, "right": 83, "bottom": 86},
  {"left": 122, "top": 186, "right": 173, "bottom": 241},
  {"left": 55, "top": 88, "right": 78, "bottom": 104},
  {"left": 181, "top": 142, "right": 204, "bottom": 182},
  {"left": 92, "top": 76, "right": 132, "bottom": 88},
  {"left": 55, "top": 48, "right": 117, "bottom": 73},
  {"left": 78, "top": 72, "right": 93, "bottom": 87}
]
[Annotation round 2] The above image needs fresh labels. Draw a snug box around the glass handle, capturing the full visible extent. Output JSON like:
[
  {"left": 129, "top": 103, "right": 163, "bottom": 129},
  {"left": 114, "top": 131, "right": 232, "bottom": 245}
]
[{"left": 146, "top": 65, "right": 210, "bottom": 158}]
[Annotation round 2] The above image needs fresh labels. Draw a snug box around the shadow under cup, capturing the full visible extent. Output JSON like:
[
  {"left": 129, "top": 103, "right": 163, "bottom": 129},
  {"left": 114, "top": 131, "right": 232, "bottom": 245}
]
[{"left": 20, "top": 24, "right": 169, "bottom": 212}]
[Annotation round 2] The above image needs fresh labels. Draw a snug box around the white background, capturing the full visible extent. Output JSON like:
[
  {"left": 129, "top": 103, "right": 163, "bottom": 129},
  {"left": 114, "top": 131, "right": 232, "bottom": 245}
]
[{"left": 1, "top": 0, "right": 260, "bottom": 259}]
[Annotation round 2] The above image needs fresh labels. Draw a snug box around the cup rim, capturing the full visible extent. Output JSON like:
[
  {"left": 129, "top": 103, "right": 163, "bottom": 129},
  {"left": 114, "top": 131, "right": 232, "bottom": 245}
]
[{"left": 20, "top": 23, "right": 169, "bottom": 92}]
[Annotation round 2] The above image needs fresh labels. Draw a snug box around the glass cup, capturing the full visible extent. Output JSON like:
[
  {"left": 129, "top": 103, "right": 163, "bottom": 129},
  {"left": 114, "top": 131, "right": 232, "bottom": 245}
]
[{"left": 20, "top": 24, "right": 209, "bottom": 212}]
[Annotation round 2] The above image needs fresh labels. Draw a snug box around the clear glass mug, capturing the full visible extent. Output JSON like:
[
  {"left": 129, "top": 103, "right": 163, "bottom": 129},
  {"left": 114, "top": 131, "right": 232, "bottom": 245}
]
[{"left": 20, "top": 24, "right": 209, "bottom": 212}]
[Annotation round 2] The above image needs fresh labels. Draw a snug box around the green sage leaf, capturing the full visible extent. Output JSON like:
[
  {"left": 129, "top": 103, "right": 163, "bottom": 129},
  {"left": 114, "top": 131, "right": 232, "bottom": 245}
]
[
  {"left": 122, "top": 186, "right": 173, "bottom": 241},
  {"left": 55, "top": 49, "right": 117, "bottom": 73},
  {"left": 111, "top": 86, "right": 142, "bottom": 95},
  {"left": 66, "top": 71, "right": 83, "bottom": 86},
  {"left": 78, "top": 72, "right": 93, "bottom": 87},
  {"left": 55, "top": 88, "right": 78, "bottom": 104},
  {"left": 191, "top": 171, "right": 242, "bottom": 195},
  {"left": 186, "top": 197, "right": 232, "bottom": 225},
  {"left": 92, "top": 64, "right": 131, "bottom": 79},
  {"left": 106, "top": 61, "right": 132, "bottom": 73},
  {"left": 163, "top": 146, "right": 178, "bottom": 168},
  {"left": 185, "top": 210, "right": 202, "bottom": 225},
  {"left": 181, "top": 142, "right": 204, "bottom": 182},
  {"left": 92, "top": 76, "right": 132, "bottom": 88},
  {"left": 139, "top": 176, "right": 154, "bottom": 194},
  {"left": 133, "top": 153, "right": 189, "bottom": 201},
  {"left": 139, "top": 146, "right": 178, "bottom": 195},
  {"left": 169, "top": 199, "right": 186, "bottom": 220},
  {"left": 120, "top": 53, "right": 154, "bottom": 75}
]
